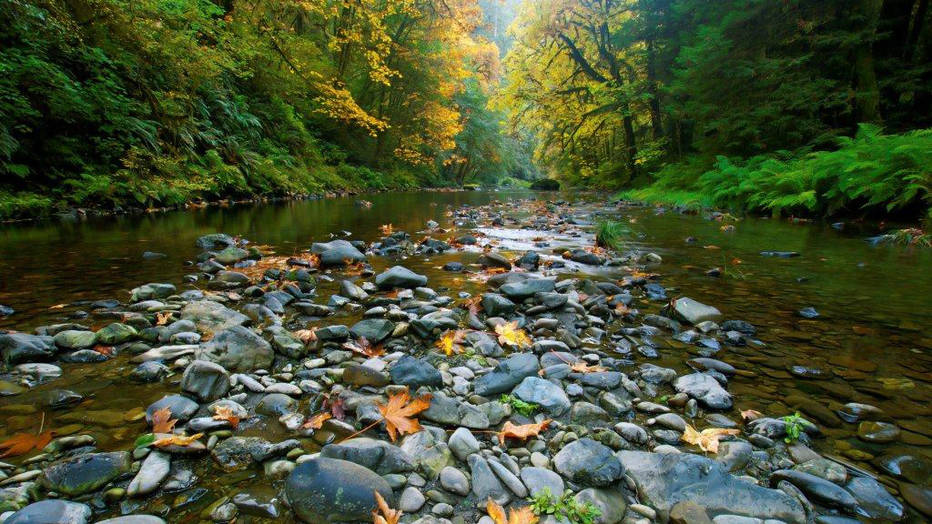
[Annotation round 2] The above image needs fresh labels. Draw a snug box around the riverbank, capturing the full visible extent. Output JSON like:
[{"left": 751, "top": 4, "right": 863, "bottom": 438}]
[{"left": 0, "top": 195, "right": 927, "bottom": 522}]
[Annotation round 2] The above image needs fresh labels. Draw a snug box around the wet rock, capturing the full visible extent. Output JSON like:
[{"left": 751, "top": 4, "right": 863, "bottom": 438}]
[
  {"left": 769, "top": 469, "right": 859, "bottom": 512},
  {"left": 196, "top": 233, "right": 236, "bottom": 250},
  {"left": 667, "top": 297, "right": 721, "bottom": 325},
  {"left": 478, "top": 253, "right": 512, "bottom": 270},
  {"left": 793, "top": 458, "right": 846, "bottom": 484},
  {"left": 311, "top": 239, "right": 366, "bottom": 267},
  {"left": 619, "top": 451, "right": 805, "bottom": 522},
  {"left": 481, "top": 293, "right": 516, "bottom": 316},
  {"left": 399, "top": 486, "right": 427, "bottom": 512},
  {"left": 320, "top": 438, "right": 415, "bottom": 474},
  {"left": 399, "top": 429, "right": 453, "bottom": 479},
  {"left": 376, "top": 266, "right": 428, "bottom": 289},
  {"left": 513, "top": 377, "right": 570, "bottom": 416},
  {"left": 857, "top": 421, "right": 900, "bottom": 443},
  {"left": 94, "top": 516, "right": 166, "bottom": 524},
  {"left": 798, "top": 307, "right": 820, "bottom": 319},
  {"left": 255, "top": 393, "right": 297, "bottom": 416},
  {"left": 448, "top": 428, "right": 480, "bottom": 461},
  {"left": 872, "top": 454, "right": 931, "bottom": 484},
  {"left": 760, "top": 251, "right": 800, "bottom": 258},
  {"left": 473, "top": 353, "right": 540, "bottom": 397},
  {"left": 422, "top": 392, "right": 489, "bottom": 429},
  {"left": 674, "top": 373, "right": 732, "bottom": 410},
  {"left": 180, "top": 300, "right": 249, "bottom": 333},
  {"left": 181, "top": 360, "right": 231, "bottom": 402},
  {"left": 5, "top": 500, "right": 92, "bottom": 524},
  {"left": 196, "top": 326, "right": 273, "bottom": 372},
  {"left": 439, "top": 466, "right": 470, "bottom": 496},
  {"left": 349, "top": 318, "right": 395, "bottom": 344},
  {"left": 443, "top": 262, "right": 464, "bottom": 272},
  {"left": 212, "top": 437, "right": 300, "bottom": 471},
  {"left": 500, "top": 278, "right": 555, "bottom": 300},
  {"left": 845, "top": 476, "right": 903, "bottom": 521},
  {"left": 520, "top": 467, "right": 564, "bottom": 498},
  {"left": 343, "top": 364, "right": 389, "bottom": 387},
  {"left": 285, "top": 457, "right": 392, "bottom": 523},
  {"left": 53, "top": 330, "right": 97, "bottom": 349},
  {"left": 836, "top": 403, "right": 883, "bottom": 423},
  {"left": 0, "top": 304, "right": 13, "bottom": 316},
  {"left": 214, "top": 247, "right": 249, "bottom": 265},
  {"left": 899, "top": 483, "right": 931, "bottom": 518},
  {"left": 41, "top": 451, "right": 132, "bottom": 496},
  {"left": 15, "top": 362, "right": 62, "bottom": 380},
  {"left": 553, "top": 439, "right": 624, "bottom": 487},
  {"left": 97, "top": 323, "right": 138, "bottom": 345},
  {"left": 129, "top": 362, "right": 168, "bottom": 383},
  {"left": 316, "top": 325, "right": 350, "bottom": 341},
  {"left": 468, "top": 455, "right": 509, "bottom": 503},
  {"left": 146, "top": 394, "right": 199, "bottom": 423},
  {"left": 670, "top": 501, "right": 712, "bottom": 524},
  {"left": 127, "top": 451, "right": 170, "bottom": 497},
  {"left": 43, "top": 389, "right": 83, "bottom": 409},
  {"left": 389, "top": 355, "right": 442, "bottom": 388},
  {"left": 130, "top": 283, "right": 176, "bottom": 302},
  {"left": 0, "top": 333, "right": 56, "bottom": 365}
]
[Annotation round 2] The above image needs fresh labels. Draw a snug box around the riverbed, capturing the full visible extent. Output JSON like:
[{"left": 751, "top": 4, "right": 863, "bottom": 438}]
[{"left": 0, "top": 191, "right": 929, "bottom": 522}]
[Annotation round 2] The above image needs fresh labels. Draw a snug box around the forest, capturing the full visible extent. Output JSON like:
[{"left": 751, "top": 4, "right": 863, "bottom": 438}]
[{"left": 1, "top": 0, "right": 930, "bottom": 220}]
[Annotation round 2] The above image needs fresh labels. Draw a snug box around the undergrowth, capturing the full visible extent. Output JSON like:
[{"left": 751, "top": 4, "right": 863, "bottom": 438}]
[{"left": 529, "top": 488, "right": 602, "bottom": 524}]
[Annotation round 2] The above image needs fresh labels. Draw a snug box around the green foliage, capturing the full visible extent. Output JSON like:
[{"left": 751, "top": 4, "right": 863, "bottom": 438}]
[
  {"left": 782, "top": 412, "right": 806, "bottom": 444},
  {"left": 529, "top": 179, "right": 560, "bottom": 190},
  {"left": 622, "top": 125, "right": 932, "bottom": 217},
  {"left": 595, "top": 221, "right": 629, "bottom": 250},
  {"left": 528, "top": 488, "right": 602, "bottom": 524},
  {"left": 877, "top": 228, "right": 932, "bottom": 248},
  {"left": 500, "top": 394, "right": 538, "bottom": 417}
]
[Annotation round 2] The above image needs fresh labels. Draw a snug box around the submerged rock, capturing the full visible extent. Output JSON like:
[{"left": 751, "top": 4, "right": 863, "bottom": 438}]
[
  {"left": 285, "top": 457, "right": 392, "bottom": 523},
  {"left": 5, "top": 500, "right": 92, "bottom": 524},
  {"left": 41, "top": 451, "right": 132, "bottom": 496}
]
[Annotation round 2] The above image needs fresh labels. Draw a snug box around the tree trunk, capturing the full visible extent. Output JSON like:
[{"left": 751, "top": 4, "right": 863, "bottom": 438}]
[
  {"left": 905, "top": 0, "right": 929, "bottom": 61},
  {"left": 854, "top": 0, "right": 885, "bottom": 123},
  {"left": 646, "top": 40, "right": 664, "bottom": 140}
]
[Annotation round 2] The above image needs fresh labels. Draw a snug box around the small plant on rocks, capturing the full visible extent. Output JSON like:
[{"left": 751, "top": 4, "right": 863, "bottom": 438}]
[
  {"left": 500, "top": 394, "right": 538, "bottom": 417},
  {"left": 782, "top": 412, "right": 806, "bottom": 443},
  {"left": 528, "top": 488, "right": 602, "bottom": 524}
]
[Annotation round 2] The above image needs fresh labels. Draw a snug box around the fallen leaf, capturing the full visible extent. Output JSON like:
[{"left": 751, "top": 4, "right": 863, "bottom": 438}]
[
  {"left": 302, "top": 412, "right": 332, "bottom": 430},
  {"left": 343, "top": 337, "right": 385, "bottom": 358},
  {"left": 323, "top": 394, "right": 346, "bottom": 420},
  {"left": 92, "top": 344, "right": 114, "bottom": 356},
  {"left": 497, "top": 420, "right": 552, "bottom": 446},
  {"left": 153, "top": 433, "right": 203, "bottom": 448},
  {"left": 494, "top": 321, "right": 532, "bottom": 348},
  {"left": 0, "top": 431, "right": 54, "bottom": 458},
  {"left": 740, "top": 409, "right": 763, "bottom": 421},
  {"left": 49, "top": 303, "right": 67, "bottom": 310},
  {"left": 435, "top": 330, "right": 465, "bottom": 356},
  {"left": 294, "top": 328, "right": 318, "bottom": 344},
  {"left": 487, "top": 498, "right": 539, "bottom": 524},
  {"left": 150, "top": 407, "right": 177, "bottom": 434},
  {"left": 681, "top": 424, "right": 740, "bottom": 453},
  {"left": 570, "top": 362, "right": 606, "bottom": 373},
  {"left": 212, "top": 406, "right": 240, "bottom": 429},
  {"left": 380, "top": 224, "right": 395, "bottom": 236},
  {"left": 377, "top": 391, "right": 432, "bottom": 442},
  {"left": 372, "top": 490, "right": 402, "bottom": 524}
]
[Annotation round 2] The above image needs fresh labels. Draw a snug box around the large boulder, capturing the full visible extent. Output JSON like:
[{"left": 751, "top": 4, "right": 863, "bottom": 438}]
[
  {"left": 320, "top": 438, "right": 415, "bottom": 474},
  {"left": 285, "top": 457, "right": 393, "bottom": 522},
  {"left": 375, "top": 266, "right": 428, "bottom": 289},
  {"left": 5, "top": 500, "right": 92, "bottom": 524},
  {"left": 674, "top": 373, "right": 732, "bottom": 410},
  {"left": 553, "top": 439, "right": 624, "bottom": 487},
  {"left": 180, "top": 300, "right": 249, "bottom": 333},
  {"left": 181, "top": 360, "right": 231, "bottom": 401},
  {"left": 618, "top": 451, "right": 805, "bottom": 522},
  {"left": 0, "top": 333, "right": 56, "bottom": 364},
  {"left": 196, "top": 326, "right": 273, "bottom": 372},
  {"left": 311, "top": 240, "right": 366, "bottom": 267},
  {"left": 41, "top": 452, "right": 132, "bottom": 496},
  {"left": 474, "top": 353, "right": 540, "bottom": 397},
  {"left": 667, "top": 297, "right": 721, "bottom": 325}
]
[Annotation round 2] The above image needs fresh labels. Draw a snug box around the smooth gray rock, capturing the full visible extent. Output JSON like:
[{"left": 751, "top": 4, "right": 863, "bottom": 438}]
[
  {"left": 0, "top": 333, "right": 56, "bottom": 365},
  {"left": 375, "top": 266, "right": 428, "bottom": 289},
  {"left": 127, "top": 451, "right": 170, "bottom": 497},
  {"left": 196, "top": 325, "right": 273, "bottom": 372},
  {"left": 180, "top": 300, "right": 249, "bottom": 333},
  {"left": 448, "top": 428, "right": 480, "bottom": 461},
  {"left": 674, "top": 373, "right": 732, "bottom": 410},
  {"left": 349, "top": 319, "right": 395, "bottom": 344},
  {"left": 520, "top": 467, "right": 565, "bottom": 498},
  {"left": 553, "top": 439, "right": 624, "bottom": 487},
  {"left": 311, "top": 239, "right": 366, "bottom": 267},
  {"left": 619, "top": 451, "right": 805, "bottom": 522},
  {"left": 320, "top": 438, "right": 415, "bottom": 475},
  {"left": 5, "top": 500, "right": 91, "bottom": 524},
  {"left": 181, "top": 360, "right": 231, "bottom": 402},
  {"left": 389, "top": 355, "right": 442, "bottom": 388},
  {"left": 668, "top": 297, "right": 721, "bottom": 325},
  {"left": 285, "top": 457, "right": 392, "bottom": 522},
  {"left": 513, "top": 377, "right": 570, "bottom": 416},
  {"left": 474, "top": 353, "right": 540, "bottom": 397},
  {"left": 41, "top": 452, "right": 132, "bottom": 496}
]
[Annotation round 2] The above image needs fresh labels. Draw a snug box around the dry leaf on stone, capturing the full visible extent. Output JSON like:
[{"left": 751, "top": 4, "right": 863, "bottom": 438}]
[
  {"left": 153, "top": 433, "right": 203, "bottom": 448},
  {"left": 497, "top": 420, "right": 552, "bottom": 446},
  {"left": 371, "top": 490, "right": 402, "bottom": 524},
  {"left": 681, "top": 424, "right": 740, "bottom": 453},
  {"left": 435, "top": 330, "right": 465, "bottom": 356},
  {"left": 377, "top": 391, "right": 432, "bottom": 442},
  {"left": 740, "top": 409, "right": 763, "bottom": 421},
  {"left": 494, "top": 321, "right": 532, "bottom": 348},
  {"left": 212, "top": 406, "right": 240, "bottom": 429},
  {"left": 150, "top": 407, "right": 177, "bottom": 433},
  {"left": 570, "top": 362, "right": 606, "bottom": 373},
  {"left": 302, "top": 412, "right": 332, "bottom": 430},
  {"left": 487, "top": 498, "right": 539, "bottom": 524},
  {"left": 294, "top": 328, "right": 318, "bottom": 344}
]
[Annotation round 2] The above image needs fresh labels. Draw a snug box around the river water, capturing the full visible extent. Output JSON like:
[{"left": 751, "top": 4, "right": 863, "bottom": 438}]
[{"left": 0, "top": 191, "right": 929, "bottom": 519}]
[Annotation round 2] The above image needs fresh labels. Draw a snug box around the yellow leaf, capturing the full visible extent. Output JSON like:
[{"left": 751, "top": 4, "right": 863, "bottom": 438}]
[
  {"left": 681, "top": 424, "right": 740, "bottom": 454},
  {"left": 153, "top": 433, "right": 203, "bottom": 448},
  {"left": 494, "top": 321, "right": 532, "bottom": 348},
  {"left": 487, "top": 498, "right": 539, "bottom": 524},
  {"left": 435, "top": 330, "right": 465, "bottom": 356}
]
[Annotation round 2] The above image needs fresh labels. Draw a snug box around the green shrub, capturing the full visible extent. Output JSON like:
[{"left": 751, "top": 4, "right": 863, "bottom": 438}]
[{"left": 530, "top": 178, "right": 560, "bottom": 190}]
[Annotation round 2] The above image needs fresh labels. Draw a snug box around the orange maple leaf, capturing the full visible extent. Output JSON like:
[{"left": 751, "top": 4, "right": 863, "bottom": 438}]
[
  {"left": 153, "top": 433, "right": 203, "bottom": 448},
  {"left": 302, "top": 412, "right": 332, "bottom": 430},
  {"left": 0, "top": 431, "right": 54, "bottom": 458},
  {"left": 497, "top": 420, "right": 552, "bottom": 446},
  {"left": 377, "top": 391, "right": 432, "bottom": 442},
  {"left": 372, "top": 490, "right": 402, "bottom": 524},
  {"left": 212, "top": 406, "right": 240, "bottom": 429},
  {"left": 155, "top": 312, "right": 173, "bottom": 326},
  {"left": 487, "top": 498, "right": 539, "bottom": 524},
  {"left": 343, "top": 337, "right": 385, "bottom": 357},
  {"left": 150, "top": 407, "right": 177, "bottom": 433},
  {"left": 294, "top": 328, "right": 318, "bottom": 344}
]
